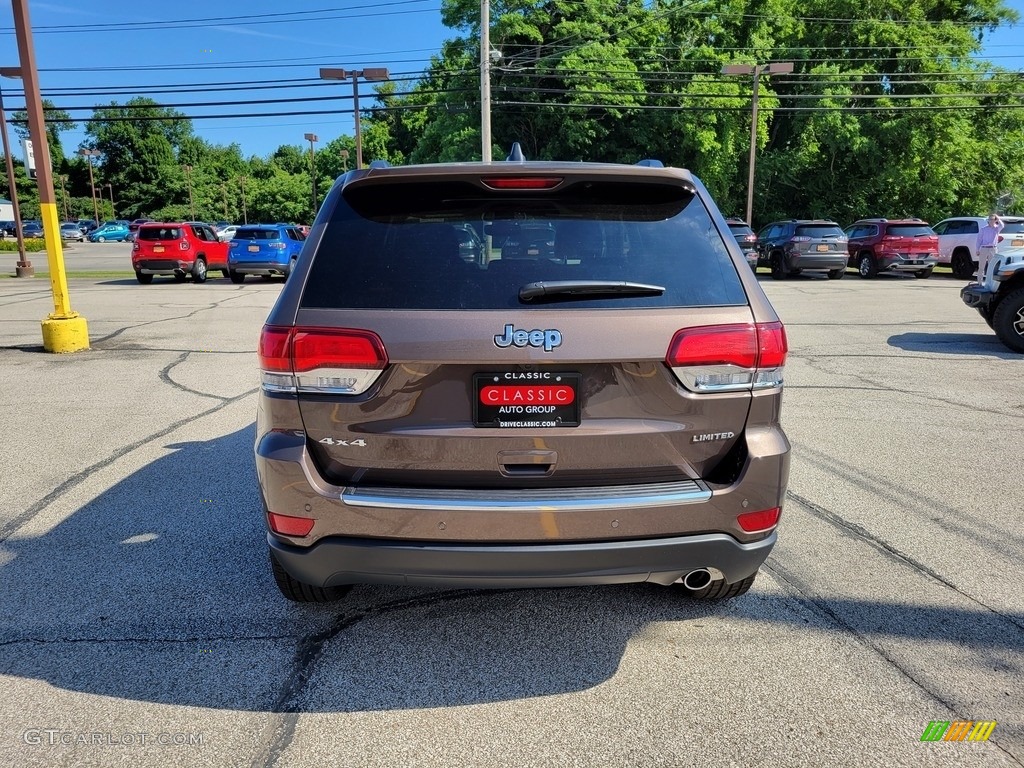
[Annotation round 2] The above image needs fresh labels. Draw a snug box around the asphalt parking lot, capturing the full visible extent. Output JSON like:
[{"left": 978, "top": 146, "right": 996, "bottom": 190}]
[{"left": 0, "top": 271, "right": 1021, "bottom": 768}]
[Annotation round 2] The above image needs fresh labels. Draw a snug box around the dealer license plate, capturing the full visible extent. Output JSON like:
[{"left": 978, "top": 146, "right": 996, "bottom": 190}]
[
  {"left": 153, "top": 245, "right": 164, "bottom": 253},
  {"left": 248, "top": 245, "right": 260, "bottom": 252},
  {"left": 473, "top": 372, "right": 581, "bottom": 428},
  {"left": 816, "top": 244, "right": 830, "bottom": 252}
]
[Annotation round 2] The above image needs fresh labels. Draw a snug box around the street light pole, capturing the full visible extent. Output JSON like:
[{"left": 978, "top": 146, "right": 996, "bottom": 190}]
[
  {"left": 303, "top": 133, "right": 317, "bottom": 215},
  {"left": 238, "top": 175, "right": 247, "bottom": 224},
  {"left": 0, "top": 68, "right": 31, "bottom": 276},
  {"left": 319, "top": 67, "right": 389, "bottom": 170},
  {"left": 183, "top": 164, "right": 195, "bottom": 221},
  {"left": 721, "top": 61, "right": 793, "bottom": 226},
  {"left": 12, "top": 0, "right": 88, "bottom": 351},
  {"left": 105, "top": 183, "right": 115, "bottom": 219},
  {"left": 480, "top": 0, "right": 492, "bottom": 161},
  {"left": 78, "top": 147, "right": 100, "bottom": 224},
  {"left": 221, "top": 184, "right": 228, "bottom": 221},
  {"left": 340, "top": 148, "right": 349, "bottom": 173}
]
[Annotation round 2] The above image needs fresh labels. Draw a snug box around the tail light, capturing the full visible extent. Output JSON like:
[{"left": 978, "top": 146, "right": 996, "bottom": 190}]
[
  {"left": 132, "top": 241, "right": 139, "bottom": 252},
  {"left": 789, "top": 236, "right": 811, "bottom": 242},
  {"left": 270, "top": 242, "right": 287, "bottom": 250},
  {"left": 258, "top": 325, "right": 388, "bottom": 395},
  {"left": 267, "top": 512, "right": 315, "bottom": 537},
  {"left": 737, "top": 507, "right": 781, "bottom": 533},
  {"left": 666, "top": 322, "right": 788, "bottom": 392},
  {"left": 179, "top": 239, "right": 190, "bottom": 250}
]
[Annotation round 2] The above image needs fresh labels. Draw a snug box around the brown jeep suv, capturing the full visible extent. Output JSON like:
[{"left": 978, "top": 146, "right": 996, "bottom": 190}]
[{"left": 256, "top": 151, "right": 791, "bottom": 603}]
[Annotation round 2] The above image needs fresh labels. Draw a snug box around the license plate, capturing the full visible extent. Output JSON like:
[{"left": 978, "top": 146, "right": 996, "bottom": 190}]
[
  {"left": 816, "top": 244, "right": 830, "bottom": 252},
  {"left": 248, "top": 245, "right": 260, "bottom": 252},
  {"left": 1013, "top": 239, "right": 1024, "bottom": 247},
  {"left": 473, "top": 373, "right": 581, "bottom": 428},
  {"left": 153, "top": 245, "right": 164, "bottom": 253}
]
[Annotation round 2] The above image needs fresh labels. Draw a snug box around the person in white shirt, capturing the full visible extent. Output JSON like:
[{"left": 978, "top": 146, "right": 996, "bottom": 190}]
[{"left": 976, "top": 213, "right": 1004, "bottom": 281}]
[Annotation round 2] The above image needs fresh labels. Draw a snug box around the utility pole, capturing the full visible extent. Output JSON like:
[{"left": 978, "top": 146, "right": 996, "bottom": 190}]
[
  {"left": 480, "top": 0, "right": 492, "bottom": 161},
  {"left": 105, "top": 183, "right": 115, "bottom": 219},
  {"left": 238, "top": 175, "right": 247, "bottom": 224},
  {"left": 221, "top": 184, "right": 228, "bottom": 221},
  {"left": 721, "top": 61, "right": 794, "bottom": 226},
  {"left": 303, "top": 133, "right": 318, "bottom": 215},
  {"left": 78, "top": 147, "right": 100, "bottom": 224},
  {"left": 183, "top": 164, "right": 195, "bottom": 220},
  {"left": 12, "top": 0, "right": 89, "bottom": 351}
]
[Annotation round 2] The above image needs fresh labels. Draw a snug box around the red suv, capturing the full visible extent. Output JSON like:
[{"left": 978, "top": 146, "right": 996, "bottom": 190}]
[
  {"left": 843, "top": 218, "right": 939, "bottom": 279},
  {"left": 132, "top": 222, "right": 229, "bottom": 284}
]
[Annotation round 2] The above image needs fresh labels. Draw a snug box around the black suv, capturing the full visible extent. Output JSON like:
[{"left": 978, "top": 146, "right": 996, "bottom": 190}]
[
  {"left": 256, "top": 149, "right": 791, "bottom": 604},
  {"left": 756, "top": 219, "right": 848, "bottom": 279},
  {"left": 725, "top": 218, "right": 758, "bottom": 270}
]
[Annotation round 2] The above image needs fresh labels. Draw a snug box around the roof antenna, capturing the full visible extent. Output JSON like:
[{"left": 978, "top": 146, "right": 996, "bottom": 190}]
[{"left": 506, "top": 142, "right": 526, "bottom": 162}]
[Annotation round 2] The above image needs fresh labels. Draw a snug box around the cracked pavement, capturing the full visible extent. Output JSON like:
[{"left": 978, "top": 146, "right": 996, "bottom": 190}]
[{"left": 0, "top": 275, "right": 1021, "bottom": 768}]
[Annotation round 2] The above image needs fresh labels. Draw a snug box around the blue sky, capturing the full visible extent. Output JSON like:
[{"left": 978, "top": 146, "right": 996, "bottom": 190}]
[{"left": 0, "top": 0, "right": 1022, "bottom": 161}]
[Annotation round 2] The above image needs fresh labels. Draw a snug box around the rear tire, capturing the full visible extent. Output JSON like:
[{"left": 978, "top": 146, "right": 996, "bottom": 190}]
[
  {"left": 827, "top": 268, "right": 845, "bottom": 280},
  {"left": 951, "top": 251, "right": 975, "bottom": 280},
  {"left": 191, "top": 257, "right": 208, "bottom": 283},
  {"left": 270, "top": 550, "right": 351, "bottom": 603},
  {"left": 173, "top": 271, "right": 187, "bottom": 283},
  {"left": 770, "top": 253, "right": 787, "bottom": 280},
  {"left": 229, "top": 270, "right": 245, "bottom": 284},
  {"left": 858, "top": 253, "right": 878, "bottom": 278},
  {"left": 222, "top": 269, "right": 231, "bottom": 279},
  {"left": 992, "top": 286, "right": 1024, "bottom": 353},
  {"left": 915, "top": 267, "right": 934, "bottom": 279},
  {"left": 135, "top": 272, "right": 153, "bottom": 284},
  {"left": 681, "top": 571, "right": 757, "bottom": 601}
]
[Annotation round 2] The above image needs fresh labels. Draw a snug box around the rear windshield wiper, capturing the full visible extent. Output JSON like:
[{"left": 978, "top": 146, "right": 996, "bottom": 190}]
[{"left": 519, "top": 280, "right": 665, "bottom": 302}]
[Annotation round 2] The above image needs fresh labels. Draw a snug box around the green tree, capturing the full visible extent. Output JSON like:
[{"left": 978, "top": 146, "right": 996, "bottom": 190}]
[{"left": 10, "top": 99, "right": 76, "bottom": 162}]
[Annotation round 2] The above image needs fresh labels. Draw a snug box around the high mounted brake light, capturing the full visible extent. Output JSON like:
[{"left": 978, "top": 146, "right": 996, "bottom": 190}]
[
  {"left": 480, "top": 177, "right": 563, "bottom": 190},
  {"left": 666, "top": 322, "right": 788, "bottom": 393},
  {"left": 258, "top": 325, "right": 388, "bottom": 395}
]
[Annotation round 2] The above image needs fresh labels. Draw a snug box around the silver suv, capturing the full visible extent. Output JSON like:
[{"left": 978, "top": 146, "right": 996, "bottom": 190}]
[{"left": 255, "top": 151, "right": 791, "bottom": 603}]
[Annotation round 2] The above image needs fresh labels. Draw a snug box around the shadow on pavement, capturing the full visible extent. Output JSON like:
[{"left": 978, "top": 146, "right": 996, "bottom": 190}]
[
  {"left": 0, "top": 424, "right": 1021, "bottom": 714},
  {"left": 887, "top": 331, "right": 1019, "bottom": 357}
]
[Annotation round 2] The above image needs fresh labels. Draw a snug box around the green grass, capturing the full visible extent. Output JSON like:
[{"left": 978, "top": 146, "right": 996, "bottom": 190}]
[{"left": 0, "top": 271, "right": 135, "bottom": 279}]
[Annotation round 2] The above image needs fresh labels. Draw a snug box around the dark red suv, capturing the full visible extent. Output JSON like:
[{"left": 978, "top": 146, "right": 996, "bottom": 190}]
[
  {"left": 843, "top": 218, "right": 939, "bottom": 279},
  {"left": 132, "top": 222, "right": 229, "bottom": 284}
]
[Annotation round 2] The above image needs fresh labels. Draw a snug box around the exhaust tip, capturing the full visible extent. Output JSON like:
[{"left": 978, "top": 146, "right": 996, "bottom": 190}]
[{"left": 682, "top": 568, "right": 713, "bottom": 590}]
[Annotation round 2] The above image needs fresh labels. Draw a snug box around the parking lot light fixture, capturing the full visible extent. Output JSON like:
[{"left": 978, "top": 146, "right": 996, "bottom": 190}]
[
  {"left": 303, "top": 133, "right": 318, "bottom": 215},
  {"left": 0, "top": 66, "right": 31, "bottom": 276},
  {"left": 721, "top": 61, "right": 794, "bottom": 225},
  {"left": 319, "top": 67, "right": 389, "bottom": 170}
]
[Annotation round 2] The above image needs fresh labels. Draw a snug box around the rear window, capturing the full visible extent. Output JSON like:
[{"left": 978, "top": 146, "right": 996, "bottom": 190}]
[
  {"left": 301, "top": 178, "right": 748, "bottom": 310},
  {"left": 794, "top": 224, "right": 844, "bottom": 238},
  {"left": 727, "top": 223, "right": 755, "bottom": 238},
  {"left": 886, "top": 224, "right": 935, "bottom": 237},
  {"left": 1001, "top": 221, "right": 1024, "bottom": 234},
  {"left": 138, "top": 226, "right": 182, "bottom": 240},
  {"left": 233, "top": 228, "right": 281, "bottom": 240}
]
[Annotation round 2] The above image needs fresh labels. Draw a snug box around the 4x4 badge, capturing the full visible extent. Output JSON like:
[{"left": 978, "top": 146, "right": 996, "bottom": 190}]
[{"left": 494, "top": 324, "right": 562, "bottom": 352}]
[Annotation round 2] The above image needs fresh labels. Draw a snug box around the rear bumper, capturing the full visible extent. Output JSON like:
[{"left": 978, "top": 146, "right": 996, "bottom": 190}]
[
  {"left": 229, "top": 259, "right": 289, "bottom": 274},
  {"left": 134, "top": 258, "right": 194, "bottom": 274},
  {"left": 268, "top": 530, "right": 776, "bottom": 588},
  {"left": 788, "top": 253, "right": 847, "bottom": 271},
  {"left": 877, "top": 254, "right": 938, "bottom": 272}
]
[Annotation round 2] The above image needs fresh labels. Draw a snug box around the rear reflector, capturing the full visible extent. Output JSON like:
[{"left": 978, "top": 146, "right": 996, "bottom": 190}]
[
  {"left": 666, "top": 322, "right": 787, "bottom": 392},
  {"left": 480, "top": 176, "right": 563, "bottom": 190},
  {"left": 268, "top": 512, "right": 315, "bottom": 537},
  {"left": 737, "top": 507, "right": 781, "bottom": 533},
  {"left": 259, "top": 325, "right": 388, "bottom": 395}
]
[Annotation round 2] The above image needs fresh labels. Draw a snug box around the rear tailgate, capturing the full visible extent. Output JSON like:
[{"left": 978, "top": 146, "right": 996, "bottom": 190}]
[{"left": 279, "top": 169, "right": 774, "bottom": 489}]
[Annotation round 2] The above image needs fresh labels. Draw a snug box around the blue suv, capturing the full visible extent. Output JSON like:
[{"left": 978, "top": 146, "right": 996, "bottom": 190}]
[{"left": 227, "top": 223, "right": 306, "bottom": 283}]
